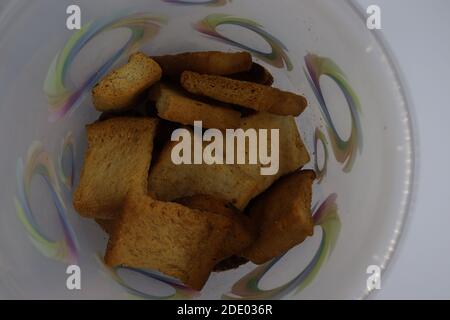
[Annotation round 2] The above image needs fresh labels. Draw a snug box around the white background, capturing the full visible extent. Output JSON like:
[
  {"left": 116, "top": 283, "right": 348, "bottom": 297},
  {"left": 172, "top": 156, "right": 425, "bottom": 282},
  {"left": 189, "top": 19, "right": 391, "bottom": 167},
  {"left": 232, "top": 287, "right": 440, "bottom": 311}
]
[
  {"left": 0, "top": 0, "right": 449, "bottom": 299},
  {"left": 356, "top": 0, "right": 450, "bottom": 299}
]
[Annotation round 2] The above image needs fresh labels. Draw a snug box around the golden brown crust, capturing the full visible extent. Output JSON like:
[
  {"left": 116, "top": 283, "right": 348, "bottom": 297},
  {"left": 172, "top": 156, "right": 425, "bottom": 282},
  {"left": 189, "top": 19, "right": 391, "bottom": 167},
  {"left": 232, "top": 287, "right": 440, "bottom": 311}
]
[
  {"left": 148, "top": 129, "right": 260, "bottom": 210},
  {"left": 149, "top": 83, "right": 241, "bottom": 129},
  {"left": 181, "top": 71, "right": 307, "bottom": 116},
  {"left": 243, "top": 170, "right": 316, "bottom": 264},
  {"left": 73, "top": 117, "right": 159, "bottom": 219},
  {"left": 153, "top": 51, "right": 252, "bottom": 77},
  {"left": 231, "top": 112, "right": 311, "bottom": 199},
  {"left": 92, "top": 52, "right": 162, "bottom": 112},
  {"left": 175, "top": 195, "right": 256, "bottom": 259},
  {"left": 104, "top": 193, "right": 231, "bottom": 290},
  {"left": 148, "top": 113, "right": 310, "bottom": 210}
]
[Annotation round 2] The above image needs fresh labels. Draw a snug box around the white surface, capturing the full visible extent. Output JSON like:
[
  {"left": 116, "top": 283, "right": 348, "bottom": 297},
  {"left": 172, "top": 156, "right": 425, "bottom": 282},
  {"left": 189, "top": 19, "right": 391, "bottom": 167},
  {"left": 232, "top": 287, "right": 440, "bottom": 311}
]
[{"left": 356, "top": 0, "right": 450, "bottom": 299}]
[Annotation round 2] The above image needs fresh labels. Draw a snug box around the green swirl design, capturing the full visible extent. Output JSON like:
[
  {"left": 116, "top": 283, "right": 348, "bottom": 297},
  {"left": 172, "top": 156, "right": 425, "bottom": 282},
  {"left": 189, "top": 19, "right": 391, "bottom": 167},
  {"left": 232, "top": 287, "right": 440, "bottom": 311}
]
[
  {"left": 305, "top": 54, "right": 363, "bottom": 172},
  {"left": 314, "top": 128, "right": 329, "bottom": 183},
  {"left": 194, "top": 14, "right": 293, "bottom": 70},
  {"left": 223, "top": 194, "right": 340, "bottom": 299}
]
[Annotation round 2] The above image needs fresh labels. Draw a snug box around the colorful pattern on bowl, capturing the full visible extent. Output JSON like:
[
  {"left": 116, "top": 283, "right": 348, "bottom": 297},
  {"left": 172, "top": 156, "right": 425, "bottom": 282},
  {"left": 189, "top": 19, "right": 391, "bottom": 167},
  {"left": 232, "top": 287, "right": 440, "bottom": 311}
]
[
  {"left": 304, "top": 54, "right": 363, "bottom": 172},
  {"left": 44, "top": 12, "right": 167, "bottom": 122},
  {"left": 194, "top": 14, "right": 293, "bottom": 70},
  {"left": 223, "top": 194, "right": 340, "bottom": 300},
  {"left": 314, "top": 128, "right": 329, "bottom": 183},
  {"left": 105, "top": 264, "right": 199, "bottom": 300},
  {"left": 14, "top": 141, "right": 78, "bottom": 264},
  {"left": 58, "top": 132, "right": 75, "bottom": 189}
]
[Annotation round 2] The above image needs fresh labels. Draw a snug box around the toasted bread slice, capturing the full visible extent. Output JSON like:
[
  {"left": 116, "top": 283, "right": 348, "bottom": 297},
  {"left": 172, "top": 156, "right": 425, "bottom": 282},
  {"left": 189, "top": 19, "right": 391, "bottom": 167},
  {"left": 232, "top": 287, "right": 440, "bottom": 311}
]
[
  {"left": 243, "top": 170, "right": 316, "bottom": 264},
  {"left": 229, "top": 63, "right": 274, "bottom": 86},
  {"left": 104, "top": 193, "right": 231, "bottom": 290},
  {"left": 153, "top": 51, "right": 252, "bottom": 77},
  {"left": 181, "top": 71, "right": 307, "bottom": 116},
  {"left": 92, "top": 52, "right": 162, "bottom": 112},
  {"left": 149, "top": 83, "right": 241, "bottom": 129},
  {"left": 73, "top": 117, "right": 159, "bottom": 219},
  {"left": 148, "top": 113, "right": 310, "bottom": 210},
  {"left": 148, "top": 134, "right": 259, "bottom": 210},
  {"left": 230, "top": 112, "right": 311, "bottom": 198},
  {"left": 175, "top": 195, "right": 255, "bottom": 259}
]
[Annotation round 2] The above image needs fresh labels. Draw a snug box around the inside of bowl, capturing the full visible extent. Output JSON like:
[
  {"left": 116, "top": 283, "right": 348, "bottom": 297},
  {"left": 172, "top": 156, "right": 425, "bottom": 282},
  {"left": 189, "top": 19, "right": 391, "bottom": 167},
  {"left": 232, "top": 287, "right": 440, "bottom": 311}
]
[{"left": 0, "top": 0, "right": 413, "bottom": 299}]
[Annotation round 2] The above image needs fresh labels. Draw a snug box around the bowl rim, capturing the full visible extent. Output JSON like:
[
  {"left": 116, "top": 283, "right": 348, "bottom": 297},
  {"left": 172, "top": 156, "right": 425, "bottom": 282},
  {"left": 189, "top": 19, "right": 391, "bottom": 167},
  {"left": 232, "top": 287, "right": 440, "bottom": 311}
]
[
  {"left": 346, "top": 0, "right": 419, "bottom": 300},
  {"left": 0, "top": 0, "right": 419, "bottom": 300}
]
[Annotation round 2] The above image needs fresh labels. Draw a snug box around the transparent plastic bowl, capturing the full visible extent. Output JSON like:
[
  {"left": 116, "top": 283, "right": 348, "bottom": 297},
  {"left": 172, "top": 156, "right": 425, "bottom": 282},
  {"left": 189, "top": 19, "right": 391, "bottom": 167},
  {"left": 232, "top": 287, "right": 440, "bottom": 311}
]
[{"left": 0, "top": 0, "right": 415, "bottom": 299}]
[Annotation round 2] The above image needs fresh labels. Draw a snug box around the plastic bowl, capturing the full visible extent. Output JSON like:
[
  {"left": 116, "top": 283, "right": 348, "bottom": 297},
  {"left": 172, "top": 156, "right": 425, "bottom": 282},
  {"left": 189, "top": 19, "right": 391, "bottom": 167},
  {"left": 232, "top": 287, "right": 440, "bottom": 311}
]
[{"left": 0, "top": 0, "right": 415, "bottom": 299}]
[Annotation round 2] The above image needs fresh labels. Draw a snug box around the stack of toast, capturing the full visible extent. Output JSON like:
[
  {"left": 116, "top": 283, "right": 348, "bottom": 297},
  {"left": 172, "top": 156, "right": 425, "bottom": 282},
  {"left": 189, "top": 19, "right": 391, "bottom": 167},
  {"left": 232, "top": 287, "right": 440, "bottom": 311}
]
[{"left": 73, "top": 50, "right": 316, "bottom": 290}]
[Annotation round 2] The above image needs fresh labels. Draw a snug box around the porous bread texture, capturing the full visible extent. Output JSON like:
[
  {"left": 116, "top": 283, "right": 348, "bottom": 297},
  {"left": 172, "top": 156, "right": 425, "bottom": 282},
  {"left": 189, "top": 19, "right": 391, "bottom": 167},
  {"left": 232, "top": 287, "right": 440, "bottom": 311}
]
[
  {"left": 181, "top": 71, "right": 307, "bottom": 116},
  {"left": 104, "top": 193, "right": 231, "bottom": 290},
  {"left": 243, "top": 170, "right": 316, "bottom": 264},
  {"left": 92, "top": 52, "right": 162, "bottom": 111},
  {"left": 148, "top": 113, "right": 310, "bottom": 210},
  {"left": 175, "top": 195, "right": 255, "bottom": 259},
  {"left": 153, "top": 51, "right": 252, "bottom": 77},
  {"left": 149, "top": 83, "right": 241, "bottom": 129},
  {"left": 73, "top": 117, "right": 159, "bottom": 219}
]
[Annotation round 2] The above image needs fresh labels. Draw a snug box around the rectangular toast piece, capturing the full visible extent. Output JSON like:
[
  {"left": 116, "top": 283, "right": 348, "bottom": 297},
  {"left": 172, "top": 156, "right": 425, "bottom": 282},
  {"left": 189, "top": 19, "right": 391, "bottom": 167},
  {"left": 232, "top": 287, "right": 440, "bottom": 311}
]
[
  {"left": 153, "top": 51, "right": 252, "bottom": 77},
  {"left": 181, "top": 71, "right": 307, "bottom": 116},
  {"left": 228, "top": 63, "right": 274, "bottom": 86},
  {"left": 73, "top": 117, "right": 159, "bottom": 219},
  {"left": 229, "top": 112, "right": 311, "bottom": 198},
  {"left": 175, "top": 195, "right": 256, "bottom": 259},
  {"left": 104, "top": 193, "right": 231, "bottom": 290},
  {"left": 149, "top": 83, "right": 241, "bottom": 129},
  {"left": 148, "top": 113, "right": 310, "bottom": 210},
  {"left": 148, "top": 134, "right": 259, "bottom": 210},
  {"left": 92, "top": 52, "right": 162, "bottom": 112},
  {"left": 243, "top": 170, "right": 316, "bottom": 264}
]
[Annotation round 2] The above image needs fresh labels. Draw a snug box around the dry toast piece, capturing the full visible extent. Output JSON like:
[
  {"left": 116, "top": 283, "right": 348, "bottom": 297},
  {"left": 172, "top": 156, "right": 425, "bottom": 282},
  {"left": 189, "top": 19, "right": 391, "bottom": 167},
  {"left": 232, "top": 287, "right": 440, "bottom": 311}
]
[
  {"left": 148, "top": 113, "right": 310, "bottom": 210},
  {"left": 181, "top": 71, "right": 307, "bottom": 116},
  {"left": 149, "top": 83, "right": 241, "bottom": 129},
  {"left": 153, "top": 51, "right": 252, "bottom": 77},
  {"left": 175, "top": 195, "right": 255, "bottom": 259},
  {"left": 231, "top": 112, "right": 311, "bottom": 198},
  {"left": 73, "top": 117, "right": 159, "bottom": 219},
  {"left": 104, "top": 193, "right": 231, "bottom": 290},
  {"left": 243, "top": 170, "right": 316, "bottom": 264},
  {"left": 92, "top": 52, "right": 162, "bottom": 112},
  {"left": 229, "top": 63, "right": 274, "bottom": 86},
  {"left": 148, "top": 137, "right": 259, "bottom": 210}
]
